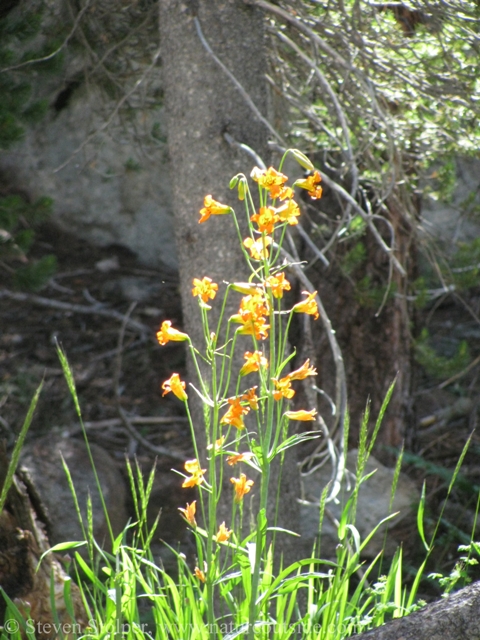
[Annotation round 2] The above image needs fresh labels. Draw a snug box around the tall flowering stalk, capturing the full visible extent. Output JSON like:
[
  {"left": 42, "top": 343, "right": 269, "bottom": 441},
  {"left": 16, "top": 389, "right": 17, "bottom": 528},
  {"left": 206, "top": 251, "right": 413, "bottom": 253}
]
[{"left": 157, "top": 149, "right": 322, "bottom": 639}]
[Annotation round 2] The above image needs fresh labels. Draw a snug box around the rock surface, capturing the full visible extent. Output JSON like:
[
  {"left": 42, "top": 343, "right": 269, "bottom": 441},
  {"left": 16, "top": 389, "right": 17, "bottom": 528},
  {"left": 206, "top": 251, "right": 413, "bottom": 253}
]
[{"left": 300, "top": 449, "right": 419, "bottom": 558}]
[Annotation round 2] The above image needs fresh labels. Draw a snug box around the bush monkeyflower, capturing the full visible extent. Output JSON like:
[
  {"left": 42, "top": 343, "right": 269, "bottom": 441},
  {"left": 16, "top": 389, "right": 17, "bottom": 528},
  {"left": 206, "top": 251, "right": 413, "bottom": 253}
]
[
  {"left": 156, "top": 320, "right": 189, "bottom": 345},
  {"left": 250, "top": 207, "right": 279, "bottom": 234},
  {"left": 178, "top": 501, "right": 197, "bottom": 527},
  {"left": 294, "top": 171, "right": 323, "bottom": 200},
  {"left": 207, "top": 435, "right": 225, "bottom": 451},
  {"left": 231, "top": 473, "right": 254, "bottom": 503},
  {"left": 231, "top": 282, "right": 264, "bottom": 295},
  {"left": 227, "top": 452, "right": 254, "bottom": 466},
  {"left": 292, "top": 291, "right": 320, "bottom": 320},
  {"left": 199, "top": 195, "right": 232, "bottom": 223},
  {"left": 266, "top": 272, "right": 291, "bottom": 299},
  {"left": 250, "top": 166, "right": 289, "bottom": 199},
  {"left": 244, "top": 236, "right": 272, "bottom": 261},
  {"left": 194, "top": 566, "right": 206, "bottom": 583},
  {"left": 241, "top": 386, "right": 259, "bottom": 410},
  {"left": 285, "top": 409, "right": 318, "bottom": 421},
  {"left": 182, "top": 459, "right": 206, "bottom": 488},
  {"left": 192, "top": 277, "right": 218, "bottom": 303},
  {"left": 236, "top": 315, "right": 270, "bottom": 341},
  {"left": 216, "top": 522, "right": 232, "bottom": 543},
  {"left": 220, "top": 397, "right": 250, "bottom": 430},
  {"left": 240, "top": 350, "right": 269, "bottom": 376},
  {"left": 288, "top": 359, "right": 317, "bottom": 381},
  {"left": 275, "top": 199, "right": 300, "bottom": 226},
  {"left": 162, "top": 372, "right": 188, "bottom": 401},
  {"left": 272, "top": 377, "right": 295, "bottom": 401}
]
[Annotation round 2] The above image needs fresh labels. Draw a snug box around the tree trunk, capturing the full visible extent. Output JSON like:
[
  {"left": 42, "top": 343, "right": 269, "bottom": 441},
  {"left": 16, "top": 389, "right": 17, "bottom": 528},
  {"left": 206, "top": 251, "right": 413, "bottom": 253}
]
[
  {"left": 159, "top": 0, "right": 304, "bottom": 561},
  {"left": 352, "top": 581, "right": 480, "bottom": 640}
]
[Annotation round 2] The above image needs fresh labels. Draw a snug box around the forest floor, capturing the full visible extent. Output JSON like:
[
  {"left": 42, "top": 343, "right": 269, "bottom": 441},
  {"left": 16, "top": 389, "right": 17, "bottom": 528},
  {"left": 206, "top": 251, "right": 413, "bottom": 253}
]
[{"left": 1, "top": 221, "right": 480, "bottom": 589}]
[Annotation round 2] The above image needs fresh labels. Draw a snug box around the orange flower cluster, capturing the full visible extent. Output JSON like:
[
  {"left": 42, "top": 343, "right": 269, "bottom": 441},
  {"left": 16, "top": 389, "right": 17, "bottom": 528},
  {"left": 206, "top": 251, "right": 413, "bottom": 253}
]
[
  {"left": 230, "top": 291, "right": 270, "bottom": 340},
  {"left": 182, "top": 459, "right": 206, "bottom": 488}
]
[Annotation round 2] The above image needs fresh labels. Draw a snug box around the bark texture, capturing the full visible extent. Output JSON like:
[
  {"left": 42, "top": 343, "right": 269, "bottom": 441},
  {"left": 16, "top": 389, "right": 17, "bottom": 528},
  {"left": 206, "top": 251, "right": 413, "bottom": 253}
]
[
  {"left": 353, "top": 581, "right": 480, "bottom": 640},
  {"left": 159, "top": 0, "right": 304, "bottom": 560}
]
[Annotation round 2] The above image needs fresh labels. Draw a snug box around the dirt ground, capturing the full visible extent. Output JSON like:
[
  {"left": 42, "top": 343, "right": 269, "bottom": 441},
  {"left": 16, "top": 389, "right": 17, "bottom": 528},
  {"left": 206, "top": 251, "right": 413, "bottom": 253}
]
[{"left": 1, "top": 221, "right": 480, "bottom": 587}]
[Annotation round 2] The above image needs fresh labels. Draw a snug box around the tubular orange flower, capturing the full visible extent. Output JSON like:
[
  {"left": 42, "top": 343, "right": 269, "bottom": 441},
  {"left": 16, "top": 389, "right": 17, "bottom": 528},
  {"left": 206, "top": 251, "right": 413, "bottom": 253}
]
[
  {"left": 241, "top": 386, "right": 259, "bottom": 410},
  {"left": 156, "top": 320, "right": 189, "bottom": 345},
  {"left": 250, "top": 166, "right": 289, "bottom": 199},
  {"left": 272, "top": 377, "right": 295, "bottom": 401},
  {"left": 227, "top": 452, "right": 254, "bottom": 466},
  {"left": 240, "top": 350, "right": 268, "bottom": 376},
  {"left": 285, "top": 409, "right": 318, "bottom": 421},
  {"left": 294, "top": 171, "right": 323, "bottom": 200},
  {"left": 236, "top": 316, "right": 270, "bottom": 341},
  {"left": 244, "top": 236, "right": 272, "bottom": 261},
  {"left": 178, "top": 501, "right": 197, "bottom": 527},
  {"left": 192, "top": 276, "right": 218, "bottom": 303},
  {"left": 275, "top": 199, "right": 300, "bottom": 226},
  {"left": 288, "top": 359, "right": 317, "bottom": 381},
  {"left": 199, "top": 195, "right": 232, "bottom": 223},
  {"left": 162, "top": 373, "right": 188, "bottom": 401},
  {"left": 220, "top": 397, "right": 250, "bottom": 430},
  {"left": 216, "top": 522, "right": 232, "bottom": 543},
  {"left": 230, "top": 473, "right": 254, "bottom": 503},
  {"left": 266, "top": 272, "right": 291, "bottom": 299},
  {"left": 292, "top": 291, "right": 320, "bottom": 320},
  {"left": 250, "top": 207, "right": 279, "bottom": 234},
  {"left": 182, "top": 459, "right": 206, "bottom": 488},
  {"left": 194, "top": 566, "right": 206, "bottom": 583}
]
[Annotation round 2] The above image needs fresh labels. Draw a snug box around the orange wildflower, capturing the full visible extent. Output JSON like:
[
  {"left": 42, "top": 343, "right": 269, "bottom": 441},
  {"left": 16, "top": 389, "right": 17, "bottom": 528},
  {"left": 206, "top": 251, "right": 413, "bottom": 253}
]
[
  {"left": 182, "top": 459, "right": 206, "bottom": 488},
  {"left": 231, "top": 473, "right": 254, "bottom": 503},
  {"left": 292, "top": 291, "right": 320, "bottom": 320},
  {"left": 240, "top": 350, "right": 269, "bottom": 376},
  {"left": 266, "top": 272, "right": 291, "bottom": 299},
  {"left": 275, "top": 199, "right": 301, "bottom": 226},
  {"left": 251, "top": 166, "right": 289, "bottom": 199},
  {"left": 194, "top": 566, "right": 206, "bottom": 583},
  {"left": 227, "top": 452, "right": 254, "bottom": 466},
  {"left": 288, "top": 359, "right": 317, "bottom": 381},
  {"left": 192, "top": 277, "right": 218, "bottom": 303},
  {"left": 236, "top": 315, "right": 270, "bottom": 341},
  {"left": 294, "top": 171, "right": 323, "bottom": 200},
  {"left": 199, "top": 195, "right": 232, "bottom": 223},
  {"left": 244, "top": 236, "right": 272, "bottom": 261},
  {"left": 156, "top": 320, "right": 189, "bottom": 346},
  {"left": 178, "top": 501, "right": 197, "bottom": 527},
  {"left": 216, "top": 522, "right": 232, "bottom": 543},
  {"left": 272, "top": 377, "right": 295, "bottom": 401},
  {"left": 285, "top": 409, "right": 318, "bottom": 421},
  {"left": 162, "top": 373, "right": 188, "bottom": 401},
  {"left": 242, "top": 386, "right": 259, "bottom": 410},
  {"left": 220, "top": 397, "right": 250, "bottom": 430},
  {"left": 250, "top": 207, "right": 279, "bottom": 234},
  {"left": 231, "top": 293, "right": 271, "bottom": 340}
]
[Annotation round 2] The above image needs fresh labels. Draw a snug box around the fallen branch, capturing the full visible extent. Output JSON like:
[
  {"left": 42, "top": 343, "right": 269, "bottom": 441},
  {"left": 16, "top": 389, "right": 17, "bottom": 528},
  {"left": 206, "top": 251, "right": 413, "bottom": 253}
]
[{"left": 0, "top": 288, "right": 151, "bottom": 337}]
